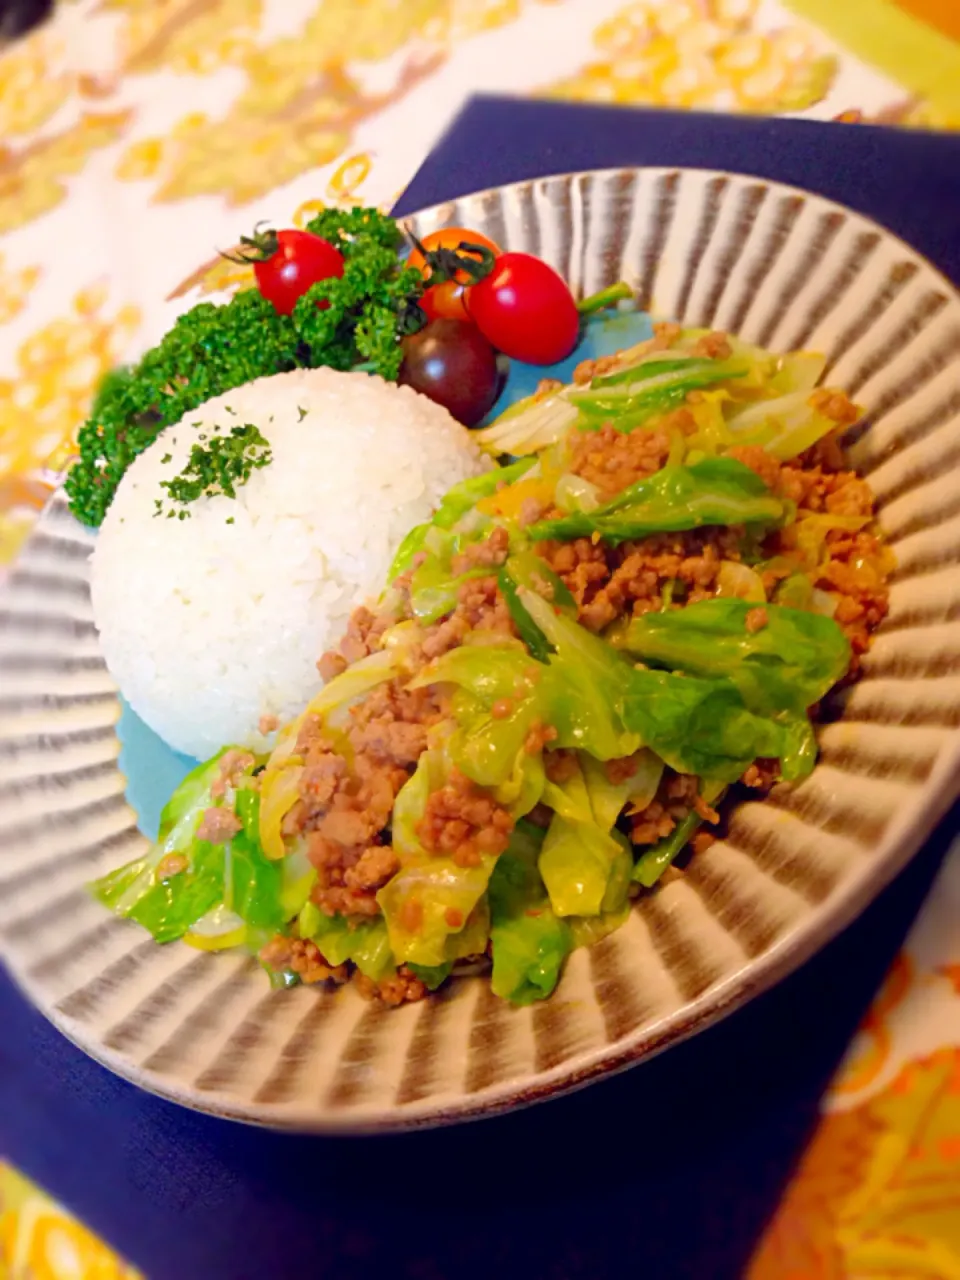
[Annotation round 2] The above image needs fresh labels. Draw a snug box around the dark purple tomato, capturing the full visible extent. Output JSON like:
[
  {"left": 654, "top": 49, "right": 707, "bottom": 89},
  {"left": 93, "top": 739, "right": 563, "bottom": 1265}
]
[{"left": 399, "top": 318, "right": 503, "bottom": 427}]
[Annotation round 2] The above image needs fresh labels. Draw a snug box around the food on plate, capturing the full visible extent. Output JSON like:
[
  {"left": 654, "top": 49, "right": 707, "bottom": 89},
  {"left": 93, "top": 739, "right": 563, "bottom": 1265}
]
[
  {"left": 407, "top": 233, "right": 631, "bottom": 365},
  {"left": 65, "top": 208, "right": 629, "bottom": 529},
  {"left": 90, "top": 367, "right": 490, "bottom": 760},
  {"left": 466, "top": 251, "right": 588, "bottom": 365},
  {"left": 66, "top": 209, "right": 427, "bottom": 528},
  {"left": 406, "top": 227, "right": 503, "bottom": 322},
  {"left": 90, "top": 316, "right": 892, "bottom": 1008},
  {"left": 399, "top": 318, "right": 502, "bottom": 426},
  {"left": 226, "top": 224, "right": 347, "bottom": 317}
]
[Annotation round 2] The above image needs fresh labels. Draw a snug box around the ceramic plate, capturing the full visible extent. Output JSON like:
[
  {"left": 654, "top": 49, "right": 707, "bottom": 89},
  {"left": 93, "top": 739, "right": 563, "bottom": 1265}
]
[{"left": 3, "top": 167, "right": 960, "bottom": 1131}]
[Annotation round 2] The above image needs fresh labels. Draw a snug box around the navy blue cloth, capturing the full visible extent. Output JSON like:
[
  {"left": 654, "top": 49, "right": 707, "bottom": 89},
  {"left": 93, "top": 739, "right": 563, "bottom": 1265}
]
[
  {"left": 4, "top": 98, "right": 960, "bottom": 1280},
  {"left": 394, "top": 96, "right": 960, "bottom": 285}
]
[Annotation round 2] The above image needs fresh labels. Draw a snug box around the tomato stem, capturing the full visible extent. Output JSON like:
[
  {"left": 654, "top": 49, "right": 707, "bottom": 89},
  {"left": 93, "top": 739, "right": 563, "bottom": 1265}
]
[
  {"left": 406, "top": 232, "right": 496, "bottom": 286},
  {"left": 577, "top": 281, "right": 633, "bottom": 316},
  {"left": 219, "top": 221, "right": 280, "bottom": 266}
]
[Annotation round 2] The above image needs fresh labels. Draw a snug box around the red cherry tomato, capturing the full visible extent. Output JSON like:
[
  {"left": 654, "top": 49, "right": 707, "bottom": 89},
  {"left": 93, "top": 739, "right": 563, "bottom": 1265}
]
[
  {"left": 465, "top": 253, "right": 580, "bottom": 366},
  {"left": 407, "top": 228, "right": 502, "bottom": 323},
  {"left": 253, "top": 229, "right": 345, "bottom": 316}
]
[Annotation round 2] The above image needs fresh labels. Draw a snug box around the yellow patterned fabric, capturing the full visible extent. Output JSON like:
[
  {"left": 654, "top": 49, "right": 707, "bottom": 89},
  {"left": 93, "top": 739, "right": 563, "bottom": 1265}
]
[
  {"left": 0, "top": 1165, "right": 140, "bottom": 1279},
  {"left": 2, "top": 1, "right": 960, "bottom": 1275},
  {"left": 747, "top": 850, "right": 960, "bottom": 1279}
]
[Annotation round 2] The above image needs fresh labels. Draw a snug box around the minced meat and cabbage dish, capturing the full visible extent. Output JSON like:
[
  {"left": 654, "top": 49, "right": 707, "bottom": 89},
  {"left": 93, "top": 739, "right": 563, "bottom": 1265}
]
[{"left": 93, "top": 323, "right": 892, "bottom": 1007}]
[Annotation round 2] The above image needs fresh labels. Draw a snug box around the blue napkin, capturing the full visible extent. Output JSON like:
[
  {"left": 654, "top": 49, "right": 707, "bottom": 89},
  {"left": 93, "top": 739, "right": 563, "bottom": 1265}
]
[{"left": 395, "top": 95, "right": 960, "bottom": 288}]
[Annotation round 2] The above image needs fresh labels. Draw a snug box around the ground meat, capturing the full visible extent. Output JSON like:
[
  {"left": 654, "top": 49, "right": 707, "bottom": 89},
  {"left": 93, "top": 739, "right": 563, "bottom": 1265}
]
[
  {"left": 693, "top": 794, "right": 721, "bottom": 824},
  {"left": 258, "top": 713, "right": 279, "bottom": 735},
  {"left": 518, "top": 496, "right": 546, "bottom": 527},
  {"left": 544, "top": 748, "right": 578, "bottom": 784},
  {"left": 420, "top": 613, "right": 471, "bottom": 660},
  {"left": 629, "top": 771, "right": 702, "bottom": 845},
  {"left": 293, "top": 696, "right": 428, "bottom": 913},
  {"left": 258, "top": 935, "right": 294, "bottom": 970},
  {"left": 317, "top": 808, "right": 374, "bottom": 847},
  {"left": 347, "top": 680, "right": 447, "bottom": 766},
  {"left": 661, "top": 406, "right": 699, "bottom": 436},
  {"left": 776, "top": 462, "right": 873, "bottom": 513},
  {"left": 775, "top": 466, "right": 811, "bottom": 508},
  {"left": 291, "top": 682, "right": 426, "bottom": 917},
  {"left": 572, "top": 353, "right": 619, "bottom": 385},
  {"left": 693, "top": 330, "right": 732, "bottom": 359},
  {"left": 307, "top": 836, "right": 384, "bottom": 917},
  {"left": 726, "top": 444, "right": 782, "bottom": 491},
  {"left": 417, "top": 768, "right": 514, "bottom": 866},
  {"left": 539, "top": 528, "right": 736, "bottom": 632},
  {"left": 664, "top": 772, "right": 698, "bottom": 805},
  {"left": 210, "top": 748, "right": 255, "bottom": 798},
  {"left": 362, "top": 679, "right": 445, "bottom": 731},
  {"left": 525, "top": 721, "right": 558, "bottom": 755},
  {"left": 317, "top": 650, "right": 347, "bottom": 682},
  {"left": 156, "top": 853, "right": 187, "bottom": 879},
  {"left": 544, "top": 538, "right": 598, "bottom": 578},
  {"left": 300, "top": 749, "right": 348, "bottom": 807},
  {"left": 824, "top": 476, "right": 874, "bottom": 517},
  {"left": 390, "top": 552, "right": 427, "bottom": 595},
  {"left": 804, "top": 430, "right": 847, "bottom": 474},
  {"left": 258, "top": 936, "right": 349, "bottom": 985},
  {"left": 606, "top": 755, "right": 639, "bottom": 784},
  {"left": 289, "top": 940, "right": 350, "bottom": 985},
  {"left": 570, "top": 422, "right": 672, "bottom": 498},
  {"left": 758, "top": 561, "right": 794, "bottom": 599},
  {"left": 195, "top": 806, "right": 242, "bottom": 844},
  {"left": 295, "top": 714, "right": 329, "bottom": 756},
  {"left": 651, "top": 320, "right": 683, "bottom": 347},
  {"left": 343, "top": 844, "right": 400, "bottom": 892},
  {"left": 540, "top": 537, "right": 608, "bottom": 620},
  {"left": 454, "top": 575, "right": 515, "bottom": 635},
  {"left": 741, "top": 759, "right": 780, "bottom": 790},
  {"left": 339, "top": 605, "right": 391, "bottom": 664},
  {"left": 629, "top": 801, "right": 676, "bottom": 845},
  {"left": 745, "top": 606, "right": 769, "bottom": 633},
  {"left": 815, "top": 530, "right": 889, "bottom": 667},
  {"left": 350, "top": 716, "right": 428, "bottom": 768},
  {"left": 810, "top": 387, "right": 859, "bottom": 426},
  {"left": 729, "top": 442, "right": 875, "bottom": 526},
  {"left": 451, "top": 525, "right": 509, "bottom": 575},
  {"left": 756, "top": 465, "right": 888, "bottom": 667},
  {"left": 691, "top": 830, "right": 717, "bottom": 856},
  {"left": 537, "top": 378, "right": 564, "bottom": 396},
  {"left": 357, "top": 752, "right": 409, "bottom": 829},
  {"left": 354, "top": 968, "right": 429, "bottom": 1006}
]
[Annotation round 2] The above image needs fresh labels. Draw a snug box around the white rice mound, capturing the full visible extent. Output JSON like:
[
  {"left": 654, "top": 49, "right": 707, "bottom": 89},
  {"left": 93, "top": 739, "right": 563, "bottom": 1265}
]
[{"left": 90, "top": 367, "right": 491, "bottom": 760}]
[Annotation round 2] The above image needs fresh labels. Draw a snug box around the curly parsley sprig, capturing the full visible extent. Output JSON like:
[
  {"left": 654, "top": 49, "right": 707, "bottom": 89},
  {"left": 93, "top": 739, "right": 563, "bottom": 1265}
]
[
  {"left": 292, "top": 246, "right": 426, "bottom": 381},
  {"left": 155, "top": 424, "right": 272, "bottom": 519},
  {"left": 303, "top": 206, "right": 407, "bottom": 254},
  {"left": 66, "top": 208, "right": 425, "bottom": 527}
]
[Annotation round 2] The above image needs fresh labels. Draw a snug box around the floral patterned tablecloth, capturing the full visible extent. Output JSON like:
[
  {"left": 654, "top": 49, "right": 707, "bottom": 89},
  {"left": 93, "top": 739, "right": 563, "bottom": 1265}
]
[{"left": 2, "top": 2, "right": 960, "bottom": 1276}]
